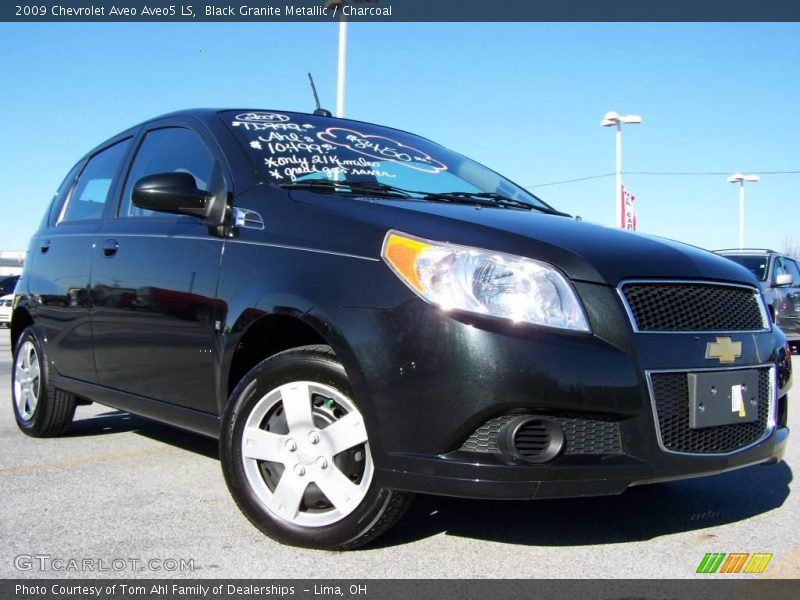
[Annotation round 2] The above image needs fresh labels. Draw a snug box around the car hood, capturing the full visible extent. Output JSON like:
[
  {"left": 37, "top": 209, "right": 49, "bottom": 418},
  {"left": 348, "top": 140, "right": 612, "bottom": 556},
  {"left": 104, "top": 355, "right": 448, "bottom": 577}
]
[{"left": 289, "top": 192, "right": 759, "bottom": 287}]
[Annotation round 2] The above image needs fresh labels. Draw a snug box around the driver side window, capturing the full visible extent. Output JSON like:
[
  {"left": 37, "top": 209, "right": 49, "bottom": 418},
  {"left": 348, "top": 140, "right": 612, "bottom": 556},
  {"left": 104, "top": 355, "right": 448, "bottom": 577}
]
[
  {"left": 773, "top": 257, "right": 790, "bottom": 282},
  {"left": 120, "top": 127, "right": 214, "bottom": 218},
  {"left": 785, "top": 259, "right": 800, "bottom": 284}
]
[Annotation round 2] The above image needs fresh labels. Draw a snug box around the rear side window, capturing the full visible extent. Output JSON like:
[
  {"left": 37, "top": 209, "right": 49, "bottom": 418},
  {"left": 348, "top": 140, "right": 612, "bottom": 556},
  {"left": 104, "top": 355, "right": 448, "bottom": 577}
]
[
  {"left": 60, "top": 139, "right": 130, "bottom": 223},
  {"left": 119, "top": 127, "right": 214, "bottom": 218},
  {"left": 46, "top": 161, "right": 83, "bottom": 227}
]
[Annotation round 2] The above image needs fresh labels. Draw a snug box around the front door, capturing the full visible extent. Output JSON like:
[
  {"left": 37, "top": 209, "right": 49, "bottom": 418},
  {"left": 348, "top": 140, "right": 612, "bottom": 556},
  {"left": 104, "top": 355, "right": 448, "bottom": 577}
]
[{"left": 90, "top": 125, "right": 226, "bottom": 414}]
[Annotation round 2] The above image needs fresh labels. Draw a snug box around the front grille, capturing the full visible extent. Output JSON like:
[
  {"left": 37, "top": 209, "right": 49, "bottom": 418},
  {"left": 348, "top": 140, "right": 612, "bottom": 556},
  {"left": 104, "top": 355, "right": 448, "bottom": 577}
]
[
  {"left": 622, "top": 282, "right": 765, "bottom": 332},
  {"left": 650, "top": 369, "right": 771, "bottom": 454},
  {"left": 461, "top": 414, "right": 622, "bottom": 455}
]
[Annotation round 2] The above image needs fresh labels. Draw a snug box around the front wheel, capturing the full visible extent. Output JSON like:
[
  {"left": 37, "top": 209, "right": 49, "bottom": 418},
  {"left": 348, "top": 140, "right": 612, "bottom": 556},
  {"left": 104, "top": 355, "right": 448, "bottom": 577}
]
[{"left": 220, "top": 345, "right": 413, "bottom": 549}]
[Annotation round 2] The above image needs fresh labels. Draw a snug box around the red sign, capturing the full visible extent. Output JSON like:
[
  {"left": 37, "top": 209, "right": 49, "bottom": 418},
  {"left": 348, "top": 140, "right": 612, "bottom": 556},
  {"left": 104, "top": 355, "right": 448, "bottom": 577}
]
[{"left": 620, "top": 185, "right": 637, "bottom": 231}]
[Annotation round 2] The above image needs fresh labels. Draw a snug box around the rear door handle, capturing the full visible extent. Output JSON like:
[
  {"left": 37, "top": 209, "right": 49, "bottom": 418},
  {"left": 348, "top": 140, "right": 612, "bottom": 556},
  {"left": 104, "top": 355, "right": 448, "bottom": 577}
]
[
  {"left": 39, "top": 239, "right": 50, "bottom": 254},
  {"left": 102, "top": 239, "right": 119, "bottom": 258}
]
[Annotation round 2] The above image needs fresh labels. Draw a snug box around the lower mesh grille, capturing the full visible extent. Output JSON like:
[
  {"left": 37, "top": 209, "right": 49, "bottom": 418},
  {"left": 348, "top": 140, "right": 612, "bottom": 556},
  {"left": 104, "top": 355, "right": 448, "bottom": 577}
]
[
  {"left": 649, "top": 369, "right": 771, "bottom": 454},
  {"left": 561, "top": 418, "right": 623, "bottom": 454},
  {"left": 461, "top": 414, "right": 623, "bottom": 455}
]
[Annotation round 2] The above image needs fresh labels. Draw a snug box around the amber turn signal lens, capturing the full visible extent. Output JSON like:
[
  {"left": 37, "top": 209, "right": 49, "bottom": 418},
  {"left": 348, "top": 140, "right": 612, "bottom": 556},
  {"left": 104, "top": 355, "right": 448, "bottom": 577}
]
[{"left": 382, "top": 233, "right": 431, "bottom": 293}]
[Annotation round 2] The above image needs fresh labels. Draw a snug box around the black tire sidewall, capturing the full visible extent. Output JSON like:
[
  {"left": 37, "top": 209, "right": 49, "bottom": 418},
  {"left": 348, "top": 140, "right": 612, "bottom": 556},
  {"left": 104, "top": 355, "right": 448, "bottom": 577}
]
[{"left": 220, "top": 348, "right": 394, "bottom": 549}]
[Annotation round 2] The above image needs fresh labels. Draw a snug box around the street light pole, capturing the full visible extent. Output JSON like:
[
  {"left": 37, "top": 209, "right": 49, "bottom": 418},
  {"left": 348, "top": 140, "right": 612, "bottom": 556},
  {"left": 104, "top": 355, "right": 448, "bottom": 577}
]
[
  {"left": 601, "top": 111, "right": 642, "bottom": 228},
  {"left": 727, "top": 173, "right": 760, "bottom": 249},
  {"left": 336, "top": 18, "right": 347, "bottom": 118},
  {"left": 324, "top": 0, "right": 348, "bottom": 118},
  {"left": 738, "top": 181, "right": 745, "bottom": 250},
  {"left": 615, "top": 123, "right": 622, "bottom": 227}
]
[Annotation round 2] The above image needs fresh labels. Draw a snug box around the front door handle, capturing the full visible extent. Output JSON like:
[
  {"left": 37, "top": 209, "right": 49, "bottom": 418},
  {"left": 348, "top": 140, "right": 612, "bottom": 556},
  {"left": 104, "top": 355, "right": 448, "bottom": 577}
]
[
  {"left": 102, "top": 239, "right": 119, "bottom": 258},
  {"left": 39, "top": 239, "right": 50, "bottom": 254}
]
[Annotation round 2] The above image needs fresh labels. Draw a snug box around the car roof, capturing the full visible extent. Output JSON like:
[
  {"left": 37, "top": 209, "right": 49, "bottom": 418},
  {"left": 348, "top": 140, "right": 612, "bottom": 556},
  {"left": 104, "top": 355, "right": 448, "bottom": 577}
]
[
  {"left": 140, "top": 108, "right": 432, "bottom": 144},
  {"left": 715, "top": 249, "right": 777, "bottom": 255}
]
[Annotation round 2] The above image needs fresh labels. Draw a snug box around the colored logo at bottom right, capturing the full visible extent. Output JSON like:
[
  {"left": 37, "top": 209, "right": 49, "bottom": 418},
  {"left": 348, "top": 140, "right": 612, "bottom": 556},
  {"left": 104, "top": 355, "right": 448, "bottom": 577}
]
[{"left": 696, "top": 552, "right": 773, "bottom": 574}]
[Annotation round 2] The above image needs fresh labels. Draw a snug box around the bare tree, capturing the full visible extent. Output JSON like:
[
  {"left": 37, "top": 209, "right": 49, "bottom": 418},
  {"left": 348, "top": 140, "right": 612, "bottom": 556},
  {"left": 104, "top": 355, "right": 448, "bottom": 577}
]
[{"left": 782, "top": 237, "right": 800, "bottom": 259}]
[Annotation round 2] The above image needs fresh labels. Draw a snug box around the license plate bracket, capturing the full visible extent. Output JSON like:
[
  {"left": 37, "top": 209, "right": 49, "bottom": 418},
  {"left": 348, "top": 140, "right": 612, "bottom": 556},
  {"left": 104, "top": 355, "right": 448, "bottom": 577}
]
[{"left": 688, "top": 370, "right": 759, "bottom": 429}]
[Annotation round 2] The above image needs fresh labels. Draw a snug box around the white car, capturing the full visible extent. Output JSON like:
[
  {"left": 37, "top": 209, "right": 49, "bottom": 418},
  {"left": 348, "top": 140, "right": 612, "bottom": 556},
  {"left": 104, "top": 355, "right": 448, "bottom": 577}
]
[{"left": 0, "top": 294, "right": 13, "bottom": 327}]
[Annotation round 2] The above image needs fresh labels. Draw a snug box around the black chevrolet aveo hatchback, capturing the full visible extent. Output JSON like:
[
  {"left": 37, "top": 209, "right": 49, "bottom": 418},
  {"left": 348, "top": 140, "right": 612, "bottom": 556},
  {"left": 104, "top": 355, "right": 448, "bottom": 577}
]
[{"left": 11, "top": 109, "right": 792, "bottom": 549}]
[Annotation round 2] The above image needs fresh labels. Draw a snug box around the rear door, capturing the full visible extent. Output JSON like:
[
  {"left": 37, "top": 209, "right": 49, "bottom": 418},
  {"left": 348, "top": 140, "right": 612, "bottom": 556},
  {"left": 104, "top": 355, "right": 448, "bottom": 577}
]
[
  {"left": 26, "top": 138, "right": 131, "bottom": 382},
  {"left": 90, "top": 120, "right": 227, "bottom": 414}
]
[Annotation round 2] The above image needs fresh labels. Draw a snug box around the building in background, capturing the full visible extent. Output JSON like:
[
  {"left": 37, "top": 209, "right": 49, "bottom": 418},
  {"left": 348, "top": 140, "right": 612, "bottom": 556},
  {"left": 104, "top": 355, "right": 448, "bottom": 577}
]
[{"left": 0, "top": 251, "right": 25, "bottom": 276}]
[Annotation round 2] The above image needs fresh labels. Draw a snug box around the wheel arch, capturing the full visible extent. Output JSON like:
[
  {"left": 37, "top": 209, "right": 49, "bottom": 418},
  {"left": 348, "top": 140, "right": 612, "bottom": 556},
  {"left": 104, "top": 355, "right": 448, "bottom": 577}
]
[
  {"left": 222, "top": 311, "right": 357, "bottom": 414},
  {"left": 10, "top": 304, "right": 34, "bottom": 353}
]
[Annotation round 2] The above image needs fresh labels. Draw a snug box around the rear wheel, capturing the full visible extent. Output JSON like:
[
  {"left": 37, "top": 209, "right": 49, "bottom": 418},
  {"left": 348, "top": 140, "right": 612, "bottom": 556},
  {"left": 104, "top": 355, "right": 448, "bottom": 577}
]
[
  {"left": 12, "top": 327, "right": 76, "bottom": 437},
  {"left": 220, "top": 345, "right": 413, "bottom": 549}
]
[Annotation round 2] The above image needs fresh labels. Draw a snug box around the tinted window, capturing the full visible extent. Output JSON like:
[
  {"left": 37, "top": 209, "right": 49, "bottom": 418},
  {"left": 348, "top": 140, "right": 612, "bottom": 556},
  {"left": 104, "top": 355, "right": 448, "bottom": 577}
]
[
  {"left": 784, "top": 259, "right": 800, "bottom": 284},
  {"left": 773, "top": 257, "right": 791, "bottom": 281},
  {"left": 46, "top": 161, "right": 83, "bottom": 227},
  {"left": 60, "top": 139, "right": 130, "bottom": 223},
  {"left": 0, "top": 275, "right": 19, "bottom": 296},
  {"left": 120, "top": 127, "right": 214, "bottom": 218},
  {"left": 723, "top": 254, "right": 769, "bottom": 281}
]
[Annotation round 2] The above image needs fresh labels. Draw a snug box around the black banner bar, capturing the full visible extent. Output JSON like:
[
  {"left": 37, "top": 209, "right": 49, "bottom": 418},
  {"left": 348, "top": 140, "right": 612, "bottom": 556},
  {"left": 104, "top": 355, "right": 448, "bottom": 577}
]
[
  {"left": 3, "top": 0, "right": 800, "bottom": 22},
  {"left": 3, "top": 580, "right": 800, "bottom": 600}
]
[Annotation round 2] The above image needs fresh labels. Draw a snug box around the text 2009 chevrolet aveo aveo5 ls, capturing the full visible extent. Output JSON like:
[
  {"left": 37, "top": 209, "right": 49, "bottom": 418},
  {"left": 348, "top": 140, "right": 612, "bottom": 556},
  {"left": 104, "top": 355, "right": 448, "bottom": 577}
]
[{"left": 11, "top": 110, "right": 792, "bottom": 549}]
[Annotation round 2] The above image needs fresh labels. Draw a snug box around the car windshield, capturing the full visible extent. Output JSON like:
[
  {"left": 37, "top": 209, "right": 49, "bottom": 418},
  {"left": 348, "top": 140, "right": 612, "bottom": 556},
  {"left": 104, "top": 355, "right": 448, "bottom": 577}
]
[
  {"left": 723, "top": 255, "right": 769, "bottom": 281},
  {"left": 223, "top": 110, "right": 555, "bottom": 212}
]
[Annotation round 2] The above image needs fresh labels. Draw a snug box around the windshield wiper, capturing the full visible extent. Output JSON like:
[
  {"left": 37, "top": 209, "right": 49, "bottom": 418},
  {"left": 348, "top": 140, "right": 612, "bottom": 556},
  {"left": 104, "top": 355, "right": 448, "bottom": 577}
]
[
  {"left": 279, "top": 181, "right": 569, "bottom": 216},
  {"left": 278, "top": 180, "right": 416, "bottom": 199},
  {"left": 424, "top": 191, "right": 569, "bottom": 216}
]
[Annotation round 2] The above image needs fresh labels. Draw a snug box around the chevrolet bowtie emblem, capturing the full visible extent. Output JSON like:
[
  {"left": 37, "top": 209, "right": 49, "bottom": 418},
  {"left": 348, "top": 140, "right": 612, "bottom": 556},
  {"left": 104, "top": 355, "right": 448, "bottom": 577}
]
[{"left": 705, "top": 337, "right": 742, "bottom": 364}]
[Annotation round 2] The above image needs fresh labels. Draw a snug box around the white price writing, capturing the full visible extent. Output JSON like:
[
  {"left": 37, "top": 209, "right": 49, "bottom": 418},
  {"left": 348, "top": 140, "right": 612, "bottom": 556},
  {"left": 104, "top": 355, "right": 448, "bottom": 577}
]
[{"left": 317, "top": 128, "right": 447, "bottom": 173}]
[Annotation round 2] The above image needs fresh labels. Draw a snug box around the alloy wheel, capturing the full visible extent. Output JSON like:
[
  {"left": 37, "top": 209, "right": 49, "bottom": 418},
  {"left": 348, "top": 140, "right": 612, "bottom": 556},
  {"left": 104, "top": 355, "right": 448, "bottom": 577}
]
[
  {"left": 14, "top": 340, "right": 41, "bottom": 421},
  {"left": 240, "top": 381, "right": 373, "bottom": 527}
]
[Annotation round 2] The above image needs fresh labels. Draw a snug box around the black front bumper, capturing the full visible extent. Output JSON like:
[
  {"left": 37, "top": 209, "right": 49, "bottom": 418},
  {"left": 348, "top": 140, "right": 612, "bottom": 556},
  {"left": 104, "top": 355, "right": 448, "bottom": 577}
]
[
  {"left": 317, "top": 281, "right": 793, "bottom": 501},
  {"left": 377, "top": 427, "right": 789, "bottom": 500}
]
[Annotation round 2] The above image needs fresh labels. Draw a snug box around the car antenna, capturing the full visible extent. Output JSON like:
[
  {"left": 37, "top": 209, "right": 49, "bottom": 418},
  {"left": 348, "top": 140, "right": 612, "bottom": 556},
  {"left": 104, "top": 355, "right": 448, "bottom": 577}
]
[{"left": 307, "top": 73, "right": 333, "bottom": 117}]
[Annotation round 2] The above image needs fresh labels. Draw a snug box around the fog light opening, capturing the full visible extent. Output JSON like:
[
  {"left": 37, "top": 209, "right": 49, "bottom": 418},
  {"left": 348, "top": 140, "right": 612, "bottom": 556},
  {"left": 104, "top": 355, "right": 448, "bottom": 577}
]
[{"left": 498, "top": 417, "right": 565, "bottom": 464}]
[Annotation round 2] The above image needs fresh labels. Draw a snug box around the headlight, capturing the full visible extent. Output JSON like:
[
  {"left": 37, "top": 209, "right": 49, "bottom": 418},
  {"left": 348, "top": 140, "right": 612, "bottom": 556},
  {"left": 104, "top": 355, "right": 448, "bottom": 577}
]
[{"left": 381, "top": 230, "right": 590, "bottom": 332}]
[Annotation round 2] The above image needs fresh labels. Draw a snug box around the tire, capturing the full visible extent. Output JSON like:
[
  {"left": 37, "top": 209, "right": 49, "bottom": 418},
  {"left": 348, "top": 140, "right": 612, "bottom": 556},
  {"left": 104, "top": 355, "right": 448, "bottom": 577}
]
[
  {"left": 220, "top": 344, "right": 413, "bottom": 549},
  {"left": 12, "top": 327, "right": 77, "bottom": 437}
]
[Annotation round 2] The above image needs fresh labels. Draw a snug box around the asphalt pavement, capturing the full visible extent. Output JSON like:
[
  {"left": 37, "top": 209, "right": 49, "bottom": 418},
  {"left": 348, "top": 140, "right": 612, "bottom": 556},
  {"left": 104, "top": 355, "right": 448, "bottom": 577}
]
[{"left": 0, "top": 328, "right": 797, "bottom": 579}]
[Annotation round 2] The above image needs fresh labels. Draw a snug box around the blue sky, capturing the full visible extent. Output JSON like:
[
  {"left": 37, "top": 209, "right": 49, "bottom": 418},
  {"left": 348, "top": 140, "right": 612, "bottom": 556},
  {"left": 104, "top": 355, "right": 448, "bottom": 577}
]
[{"left": 1, "top": 23, "right": 798, "bottom": 252}]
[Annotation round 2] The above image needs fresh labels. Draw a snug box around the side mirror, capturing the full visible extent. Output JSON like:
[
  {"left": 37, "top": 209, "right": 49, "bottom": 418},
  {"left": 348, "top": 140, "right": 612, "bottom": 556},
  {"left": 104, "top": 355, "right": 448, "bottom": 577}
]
[
  {"left": 132, "top": 172, "right": 209, "bottom": 217},
  {"left": 132, "top": 163, "right": 227, "bottom": 227},
  {"left": 775, "top": 273, "right": 793, "bottom": 286}
]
